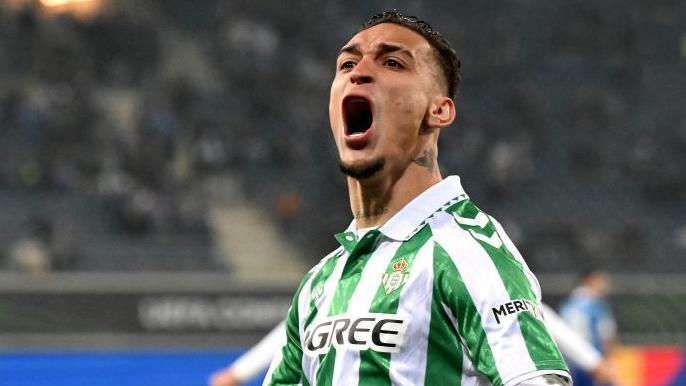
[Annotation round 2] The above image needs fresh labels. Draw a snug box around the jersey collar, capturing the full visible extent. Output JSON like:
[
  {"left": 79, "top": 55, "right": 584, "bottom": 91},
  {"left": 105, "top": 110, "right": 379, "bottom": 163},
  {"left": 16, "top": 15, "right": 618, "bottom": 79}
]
[{"left": 342, "top": 175, "right": 469, "bottom": 242}]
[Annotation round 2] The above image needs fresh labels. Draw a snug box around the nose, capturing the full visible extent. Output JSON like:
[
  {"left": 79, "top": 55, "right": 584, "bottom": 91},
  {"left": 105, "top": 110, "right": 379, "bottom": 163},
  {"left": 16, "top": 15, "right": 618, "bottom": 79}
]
[{"left": 349, "top": 58, "right": 374, "bottom": 85}]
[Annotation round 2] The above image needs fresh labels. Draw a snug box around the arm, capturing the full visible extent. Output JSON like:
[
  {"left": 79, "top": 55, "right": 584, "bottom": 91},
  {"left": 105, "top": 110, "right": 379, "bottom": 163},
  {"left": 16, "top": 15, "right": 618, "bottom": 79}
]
[
  {"left": 540, "top": 303, "right": 602, "bottom": 371},
  {"left": 262, "top": 304, "right": 303, "bottom": 385},
  {"left": 209, "top": 321, "right": 286, "bottom": 386},
  {"left": 435, "top": 206, "right": 571, "bottom": 386},
  {"left": 598, "top": 301, "right": 619, "bottom": 354},
  {"left": 542, "top": 303, "right": 619, "bottom": 384}
]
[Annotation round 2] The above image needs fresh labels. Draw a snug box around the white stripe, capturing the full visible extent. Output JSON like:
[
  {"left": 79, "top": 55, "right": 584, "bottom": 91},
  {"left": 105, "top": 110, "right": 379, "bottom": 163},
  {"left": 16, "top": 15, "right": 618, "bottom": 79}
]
[
  {"left": 301, "top": 248, "right": 349, "bottom": 385},
  {"left": 452, "top": 211, "right": 489, "bottom": 228},
  {"left": 430, "top": 212, "right": 538, "bottom": 385},
  {"left": 468, "top": 228, "right": 503, "bottom": 249},
  {"left": 330, "top": 240, "right": 402, "bottom": 386},
  {"left": 389, "top": 239, "right": 435, "bottom": 386}
]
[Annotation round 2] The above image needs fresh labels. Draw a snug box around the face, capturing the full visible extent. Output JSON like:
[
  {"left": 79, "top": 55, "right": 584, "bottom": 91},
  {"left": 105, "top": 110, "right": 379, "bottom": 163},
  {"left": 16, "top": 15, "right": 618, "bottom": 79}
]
[
  {"left": 588, "top": 272, "right": 610, "bottom": 297},
  {"left": 329, "top": 23, "right": 446, "bottom": 180}
]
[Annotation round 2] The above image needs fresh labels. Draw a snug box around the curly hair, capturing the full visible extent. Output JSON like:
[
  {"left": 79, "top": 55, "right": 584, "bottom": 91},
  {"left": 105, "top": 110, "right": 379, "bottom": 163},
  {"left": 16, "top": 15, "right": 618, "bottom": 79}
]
[{"left": 361, "top": 10, "right": 461, "bottom": 100}]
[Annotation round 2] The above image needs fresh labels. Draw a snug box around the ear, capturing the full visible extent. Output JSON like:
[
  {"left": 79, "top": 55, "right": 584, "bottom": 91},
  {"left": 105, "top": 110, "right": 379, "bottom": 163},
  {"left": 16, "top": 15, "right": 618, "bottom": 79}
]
[{"left": 425, "top": 96, "right": 456, "bottom": 129}]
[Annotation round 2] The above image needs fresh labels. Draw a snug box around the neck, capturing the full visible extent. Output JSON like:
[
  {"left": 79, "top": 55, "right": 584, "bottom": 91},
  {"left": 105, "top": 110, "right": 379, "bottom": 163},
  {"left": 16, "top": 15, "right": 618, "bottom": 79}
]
[{"left": 347, "top": 150, "right": 442, "bottom": 229}]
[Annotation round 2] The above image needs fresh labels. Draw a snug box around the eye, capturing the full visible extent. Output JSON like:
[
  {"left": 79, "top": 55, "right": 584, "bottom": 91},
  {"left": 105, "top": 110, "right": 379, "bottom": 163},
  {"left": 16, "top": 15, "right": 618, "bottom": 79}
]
[
  {"left": 384, "top": 58, "right": 404, "bottom": 69},
  {"left": 339, "top": 60, "right": 356, "bottom": 71}
]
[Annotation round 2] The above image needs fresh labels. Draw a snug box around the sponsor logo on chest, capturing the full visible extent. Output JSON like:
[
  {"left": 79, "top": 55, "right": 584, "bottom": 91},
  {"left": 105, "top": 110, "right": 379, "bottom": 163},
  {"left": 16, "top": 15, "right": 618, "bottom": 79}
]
[{"left": 303, "top": 313, "right": 409, "bottom": 356}]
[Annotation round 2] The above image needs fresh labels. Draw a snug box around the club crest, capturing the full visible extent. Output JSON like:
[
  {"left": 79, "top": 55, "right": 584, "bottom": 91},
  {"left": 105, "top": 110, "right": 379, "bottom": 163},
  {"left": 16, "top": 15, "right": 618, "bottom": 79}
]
[{"left": 381, "top": 258, "right": 410, "bottom": 295}]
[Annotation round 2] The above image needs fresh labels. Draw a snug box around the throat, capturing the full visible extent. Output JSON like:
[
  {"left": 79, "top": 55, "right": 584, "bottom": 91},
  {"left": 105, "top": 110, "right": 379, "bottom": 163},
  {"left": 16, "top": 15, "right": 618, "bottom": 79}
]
[
  {"left": 354, "top": 207, "right": 389, "bottom": 221},
  {"left": 349, "top": 181, "right": 394, "bottom": 228},
  {"left": 346, "top": 161, "right": 444, "bottom": 229}
]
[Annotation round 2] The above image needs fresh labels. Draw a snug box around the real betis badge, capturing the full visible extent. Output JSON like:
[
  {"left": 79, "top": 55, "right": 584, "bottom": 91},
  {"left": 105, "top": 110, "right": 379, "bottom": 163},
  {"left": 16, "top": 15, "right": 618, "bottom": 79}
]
[{"left": 382, "top": 258, "right": 409, "bottom": 295}]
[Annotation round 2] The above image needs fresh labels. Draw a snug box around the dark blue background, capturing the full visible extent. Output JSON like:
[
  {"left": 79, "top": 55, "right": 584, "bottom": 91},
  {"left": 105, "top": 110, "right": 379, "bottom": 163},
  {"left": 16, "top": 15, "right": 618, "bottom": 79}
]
[{"left": 0, "top": 350, "right": 266, "bottom": 386}]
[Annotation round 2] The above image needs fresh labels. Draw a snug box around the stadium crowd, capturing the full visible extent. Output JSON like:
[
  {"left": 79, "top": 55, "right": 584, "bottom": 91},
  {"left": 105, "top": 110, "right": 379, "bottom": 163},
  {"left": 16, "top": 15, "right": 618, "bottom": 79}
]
[{"left": 0, "top": 0, "right": 683, "bottom": 273}]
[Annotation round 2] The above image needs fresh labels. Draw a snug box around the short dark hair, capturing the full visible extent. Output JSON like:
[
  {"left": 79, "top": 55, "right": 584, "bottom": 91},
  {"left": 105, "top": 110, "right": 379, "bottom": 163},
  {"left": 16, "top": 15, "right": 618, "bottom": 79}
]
[
  {"left": 360, "top": 10, "right": 461, "bottom": 99},
  {"left": 578, "top": 267, "right": 606, "bottom": 283}
]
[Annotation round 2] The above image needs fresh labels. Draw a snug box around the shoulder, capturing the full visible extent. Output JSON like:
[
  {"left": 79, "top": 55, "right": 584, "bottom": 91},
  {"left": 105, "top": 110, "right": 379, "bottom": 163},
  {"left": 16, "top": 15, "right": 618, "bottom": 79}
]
[
  {"left": 428, "top": 198, "right": 542, "bottom": 302},
  {"left": 428, "top": 198, "right": 515, "bottom": 266},
  {"left": 306, "top": 246, "right": 345, "bottom": 279},
  {"left": 293, "top": 246, "right": 345, "bottom": 299}
]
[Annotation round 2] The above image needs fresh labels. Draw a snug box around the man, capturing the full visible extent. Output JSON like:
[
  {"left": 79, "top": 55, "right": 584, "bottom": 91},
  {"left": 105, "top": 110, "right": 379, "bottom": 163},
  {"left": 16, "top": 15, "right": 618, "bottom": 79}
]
[
  {"left": 265, "top": 11, "right": 570, "bottom": 386},
  {"left": 559, "top": 270, "right": 618, "bottom": 386}
]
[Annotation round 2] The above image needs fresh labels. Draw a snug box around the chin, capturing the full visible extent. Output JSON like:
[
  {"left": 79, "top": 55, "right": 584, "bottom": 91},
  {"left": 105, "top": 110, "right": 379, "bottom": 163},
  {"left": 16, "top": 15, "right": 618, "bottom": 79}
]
[
  {"left": 339, "top": 150, "right": 378, "bottom": 170},
  {"left": 339, "top": 156, "right": 385, "bottom": 180}
]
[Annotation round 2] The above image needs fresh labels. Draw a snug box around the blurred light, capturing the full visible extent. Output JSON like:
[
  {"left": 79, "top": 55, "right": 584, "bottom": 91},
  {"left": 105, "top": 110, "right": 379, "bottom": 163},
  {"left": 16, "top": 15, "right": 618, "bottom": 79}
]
[
  {"left": 39, "top": 0, "right": 94, "bottom": 7},
  {"left": 34, "top": 0, "right": 104, "bottom": 20}
]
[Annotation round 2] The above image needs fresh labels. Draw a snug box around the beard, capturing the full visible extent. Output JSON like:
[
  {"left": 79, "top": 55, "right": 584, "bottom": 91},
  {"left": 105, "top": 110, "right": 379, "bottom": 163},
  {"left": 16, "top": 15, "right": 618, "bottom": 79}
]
[{"left": 338, "top": 157, "right": 385, "bottom": 180}]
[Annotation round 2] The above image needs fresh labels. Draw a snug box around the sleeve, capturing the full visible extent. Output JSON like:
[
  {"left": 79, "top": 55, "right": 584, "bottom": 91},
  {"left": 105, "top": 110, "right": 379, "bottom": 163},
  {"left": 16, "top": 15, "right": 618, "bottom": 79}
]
[
  {"left": 540, "top": 303, "right": 602, "bottom": 371},
  {"left": 230, "top": 320, "right": 286, "bottom": 381},
  {"left": 436, "top": 205, "right": 570, "bottom": 386},
  {"left": 263, "top": 273, "right": 313, "bottom": 386}
]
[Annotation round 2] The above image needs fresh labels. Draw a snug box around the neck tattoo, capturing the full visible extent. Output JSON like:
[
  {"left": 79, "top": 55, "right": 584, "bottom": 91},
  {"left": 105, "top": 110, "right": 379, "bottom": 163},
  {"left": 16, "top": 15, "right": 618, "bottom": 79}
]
[{"left": 412, "top": 148, "right": 436, "bottom": 172}]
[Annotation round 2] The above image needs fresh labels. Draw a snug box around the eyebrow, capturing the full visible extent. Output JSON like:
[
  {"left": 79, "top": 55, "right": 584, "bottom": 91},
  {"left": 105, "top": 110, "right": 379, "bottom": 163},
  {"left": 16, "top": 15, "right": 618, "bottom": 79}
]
[
  {"left": 377, "top": 43, "right": 414, "bottom": 60},
  {"left": 338, "top": 43, "right": 415, "bottom": 60},
  {"left": 339, "top": 43, "right": 361, "bottom": 57}
]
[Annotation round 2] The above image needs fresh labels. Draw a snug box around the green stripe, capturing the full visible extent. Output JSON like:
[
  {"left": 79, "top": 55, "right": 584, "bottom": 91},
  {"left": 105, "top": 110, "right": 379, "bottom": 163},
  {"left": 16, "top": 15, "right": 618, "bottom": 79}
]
[
  {"left": 447, "top": 201, "right": 567, "bottom": 372},
  {"left": 316, "top": 230, "right": 382, "bottom": 386},
  {"left": 303, "top": 250, "right": 344, "bottom": 329},
  {"left": 424, "top": 245, "right": 464, "bottom": 386},
  {"left": 329, "top": 229, "right": 382, "bottom": 315},
  {"left": 358, "top": 226, "right": 433, "bottom": 386},
  {"left": 433, "top": 241, "right": 501, "bottom": 385},
  {"left": 269, "top": 269, "right": 315, "bottom": 385}
]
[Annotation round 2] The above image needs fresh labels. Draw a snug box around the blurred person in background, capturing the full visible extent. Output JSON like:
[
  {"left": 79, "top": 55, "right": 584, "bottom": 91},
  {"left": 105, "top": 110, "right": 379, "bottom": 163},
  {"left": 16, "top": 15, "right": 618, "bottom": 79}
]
[
  {"left": 559, "top": 269, "right": 619, "bottom": 386},
  {"left": 208, "top": 322, "right": 285, "bottom": 386}
]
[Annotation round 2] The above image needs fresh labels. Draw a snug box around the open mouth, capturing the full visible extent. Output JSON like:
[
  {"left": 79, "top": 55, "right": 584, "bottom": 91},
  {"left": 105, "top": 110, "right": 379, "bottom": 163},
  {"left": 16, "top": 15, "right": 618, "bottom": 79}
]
[{"left": 343, "top": 96, "right": 373, "bottom": 136}]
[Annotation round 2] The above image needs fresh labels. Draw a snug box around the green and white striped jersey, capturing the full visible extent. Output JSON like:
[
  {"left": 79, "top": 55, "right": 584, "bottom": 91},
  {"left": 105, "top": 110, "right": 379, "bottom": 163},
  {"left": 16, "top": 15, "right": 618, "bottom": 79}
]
[{"left": 265, "top": 176, "right": 569, "bottom": 386}]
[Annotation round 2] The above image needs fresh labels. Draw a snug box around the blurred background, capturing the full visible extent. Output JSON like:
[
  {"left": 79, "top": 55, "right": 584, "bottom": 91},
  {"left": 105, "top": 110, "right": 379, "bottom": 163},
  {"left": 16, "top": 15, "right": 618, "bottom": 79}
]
[{"left": 0, "top": 0, "right": 683, "bottom": 385}]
